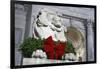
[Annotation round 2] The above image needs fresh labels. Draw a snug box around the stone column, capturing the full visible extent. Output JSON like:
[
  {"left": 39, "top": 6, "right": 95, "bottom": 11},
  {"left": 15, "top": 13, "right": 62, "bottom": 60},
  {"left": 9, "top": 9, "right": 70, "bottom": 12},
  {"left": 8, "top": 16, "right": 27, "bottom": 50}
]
[
  {"left": 24, "top": 5, "right": 32, "bottom": 38},
  {"left": 87, "top": 20, "right": 94, "bottom": 61}
]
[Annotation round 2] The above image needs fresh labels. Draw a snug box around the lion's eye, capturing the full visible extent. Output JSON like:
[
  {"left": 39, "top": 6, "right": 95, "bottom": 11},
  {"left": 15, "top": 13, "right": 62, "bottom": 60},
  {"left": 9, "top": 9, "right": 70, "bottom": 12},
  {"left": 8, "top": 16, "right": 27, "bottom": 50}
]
[{"left": 39, "top": 12, "right": 41, "bottom": 15}]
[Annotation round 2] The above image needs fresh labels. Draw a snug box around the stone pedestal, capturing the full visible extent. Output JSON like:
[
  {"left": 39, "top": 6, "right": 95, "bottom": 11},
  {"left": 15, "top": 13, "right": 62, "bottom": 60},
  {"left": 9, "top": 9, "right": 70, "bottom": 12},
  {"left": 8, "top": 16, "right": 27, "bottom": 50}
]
[{"left": 23, "top": 58, "right": 77, "bottom": 65}]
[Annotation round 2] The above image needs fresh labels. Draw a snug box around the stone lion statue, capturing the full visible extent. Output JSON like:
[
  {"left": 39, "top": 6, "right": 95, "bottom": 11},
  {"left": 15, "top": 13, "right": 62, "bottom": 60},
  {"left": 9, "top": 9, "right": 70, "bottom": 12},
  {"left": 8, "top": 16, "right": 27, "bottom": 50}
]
[{"left": 32, "top": 8, "right": 85, "bottom": 62}]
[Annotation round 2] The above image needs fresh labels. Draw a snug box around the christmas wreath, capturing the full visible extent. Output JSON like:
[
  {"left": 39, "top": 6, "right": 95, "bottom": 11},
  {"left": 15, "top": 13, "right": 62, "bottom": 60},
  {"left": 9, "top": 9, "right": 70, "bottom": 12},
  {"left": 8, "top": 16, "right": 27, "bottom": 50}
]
[{"left": 19, "top": 36, "right": 75, "bottom": 60}]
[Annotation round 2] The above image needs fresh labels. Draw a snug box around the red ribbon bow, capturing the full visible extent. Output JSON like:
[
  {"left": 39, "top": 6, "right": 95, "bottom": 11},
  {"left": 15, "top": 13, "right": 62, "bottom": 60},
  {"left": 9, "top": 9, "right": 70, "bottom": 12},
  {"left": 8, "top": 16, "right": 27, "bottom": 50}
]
[{"left": 44, "top": 36, "right": 66, "bottom": 60}]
